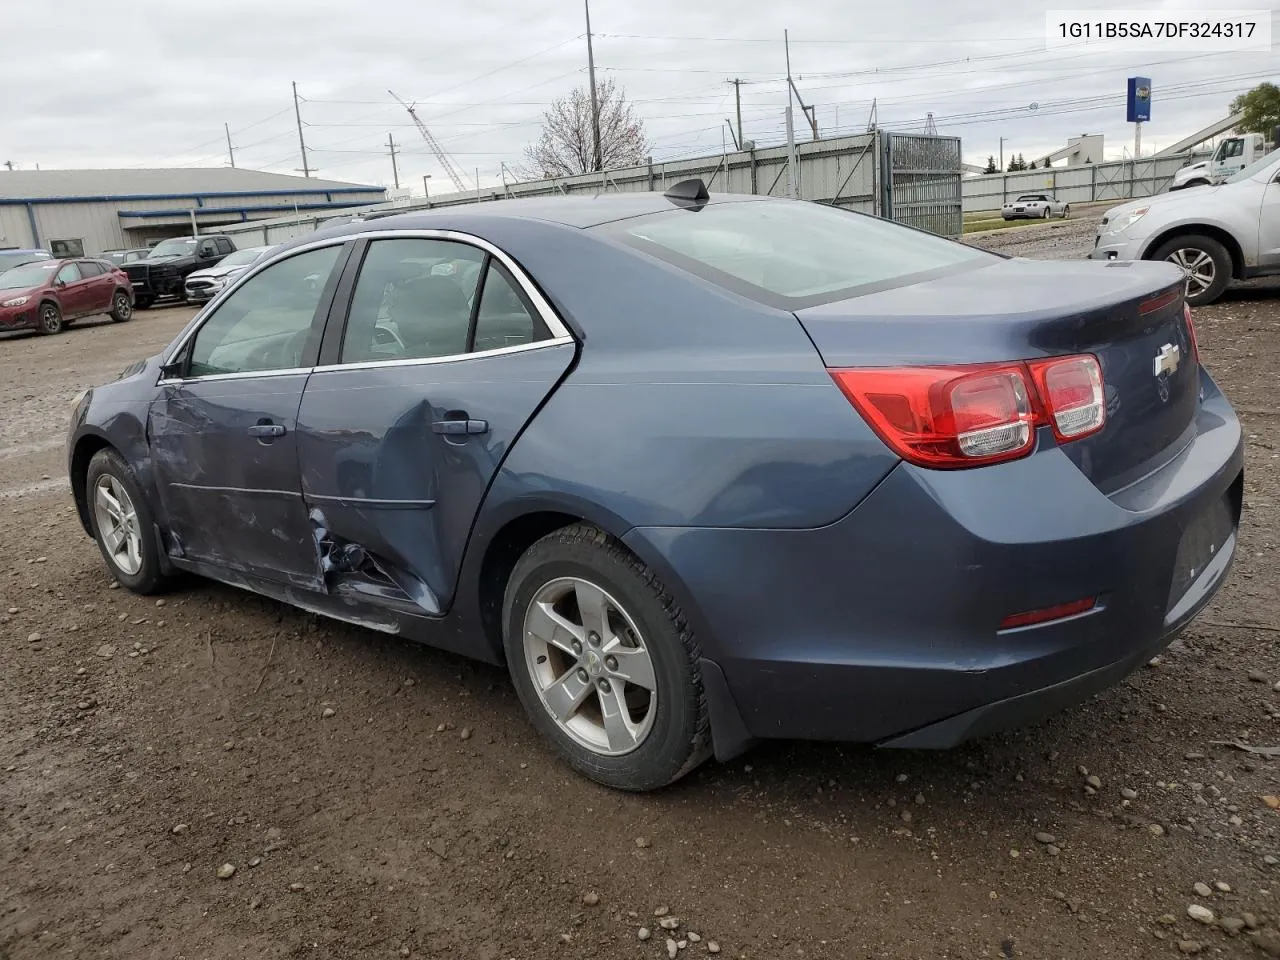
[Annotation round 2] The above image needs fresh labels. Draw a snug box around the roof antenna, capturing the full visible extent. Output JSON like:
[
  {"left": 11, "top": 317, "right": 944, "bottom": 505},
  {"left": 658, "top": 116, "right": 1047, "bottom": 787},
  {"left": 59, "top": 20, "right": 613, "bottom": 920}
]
[{"left": 663, "top": 177, "right": 709, "bottom": 209}]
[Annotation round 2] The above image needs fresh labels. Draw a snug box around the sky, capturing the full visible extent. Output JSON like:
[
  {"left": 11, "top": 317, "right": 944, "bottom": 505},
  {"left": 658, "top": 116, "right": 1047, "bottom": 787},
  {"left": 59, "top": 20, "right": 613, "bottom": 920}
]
[{"left": 1, "top": 0, "right": 1275, "bottom": 196}]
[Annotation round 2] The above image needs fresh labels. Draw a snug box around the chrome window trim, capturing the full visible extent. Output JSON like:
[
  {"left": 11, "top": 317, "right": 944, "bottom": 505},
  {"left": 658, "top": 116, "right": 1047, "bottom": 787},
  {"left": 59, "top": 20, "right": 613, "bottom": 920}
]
[
  {"left": 159, "top": 228, "right": 574, "bottom": 382},
  {"left": 158, "top": 336, "right": 576, "bottom": 386}
]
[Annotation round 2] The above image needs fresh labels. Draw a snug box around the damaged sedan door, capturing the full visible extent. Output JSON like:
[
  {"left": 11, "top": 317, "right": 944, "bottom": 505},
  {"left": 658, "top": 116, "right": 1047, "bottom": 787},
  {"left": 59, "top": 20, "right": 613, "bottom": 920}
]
[
  {"left": 148, "top": 243, "right": 349, "bottom": 588},
  {"left": 296, "top": 234, "right": 575, "bottom": 616}
]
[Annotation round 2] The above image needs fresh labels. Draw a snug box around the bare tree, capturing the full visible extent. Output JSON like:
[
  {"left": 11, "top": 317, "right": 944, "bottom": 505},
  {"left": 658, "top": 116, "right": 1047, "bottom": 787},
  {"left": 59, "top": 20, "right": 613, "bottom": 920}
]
[{"left": 522, "top": 78, "right": 648, "bottom": 179}]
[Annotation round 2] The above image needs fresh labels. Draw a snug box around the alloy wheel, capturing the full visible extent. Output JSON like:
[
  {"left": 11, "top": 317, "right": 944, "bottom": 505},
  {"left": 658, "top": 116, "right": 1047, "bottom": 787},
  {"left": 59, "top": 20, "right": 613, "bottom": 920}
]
[
  {"left": 522, "top": 576, "right": 658, "bottom": 756},
  {"left": 93, "top": 474, "right": 144, "bottom": 576},
  {"left": 1165, "top": 248, "right": 1216, "bottom": 299},
  {"left": 40, "top": 304, "right": 60, "bottom": 333},
  {"left": 114, "top": 294, "right": 132, "bottom": 321}
]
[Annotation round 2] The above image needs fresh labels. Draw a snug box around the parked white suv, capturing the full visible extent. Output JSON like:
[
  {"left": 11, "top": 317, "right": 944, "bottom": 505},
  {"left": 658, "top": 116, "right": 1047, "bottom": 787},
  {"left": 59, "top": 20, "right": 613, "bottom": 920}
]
[{"left": 1091, "top": 147, "right": 1280, "bottom": 306}]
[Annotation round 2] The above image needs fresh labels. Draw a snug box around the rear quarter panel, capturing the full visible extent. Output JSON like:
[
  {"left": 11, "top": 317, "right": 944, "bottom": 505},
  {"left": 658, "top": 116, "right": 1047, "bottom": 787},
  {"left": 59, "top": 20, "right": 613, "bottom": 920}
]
[{"left": 459, "top": 216, "right": 900, "bottom": 531}]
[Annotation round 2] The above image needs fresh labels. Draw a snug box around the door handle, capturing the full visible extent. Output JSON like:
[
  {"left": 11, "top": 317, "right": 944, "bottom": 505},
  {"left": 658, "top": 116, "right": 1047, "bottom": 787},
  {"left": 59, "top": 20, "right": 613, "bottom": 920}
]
[
  {"left": 247, "top": 423, "right": 286, "bottom": 439},
  {"left": 431, "top": 417, "right": 488, "bottom": 436}
]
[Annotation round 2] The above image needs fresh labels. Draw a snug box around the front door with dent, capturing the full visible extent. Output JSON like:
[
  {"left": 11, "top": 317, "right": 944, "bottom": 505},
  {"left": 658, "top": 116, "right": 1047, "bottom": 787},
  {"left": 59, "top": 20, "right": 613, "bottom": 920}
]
[
  {"left": 148, "top": 243, "right": 347, "bottom": 588},
  {"left": 296, "top": 235, "right": 574, "bottom": 614}
]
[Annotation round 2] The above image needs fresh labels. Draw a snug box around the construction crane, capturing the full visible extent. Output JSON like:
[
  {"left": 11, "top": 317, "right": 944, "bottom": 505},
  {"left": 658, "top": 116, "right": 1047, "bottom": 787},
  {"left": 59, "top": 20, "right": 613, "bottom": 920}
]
[{"left": 388, "top": 90, "right": 469, "bottom": 194}]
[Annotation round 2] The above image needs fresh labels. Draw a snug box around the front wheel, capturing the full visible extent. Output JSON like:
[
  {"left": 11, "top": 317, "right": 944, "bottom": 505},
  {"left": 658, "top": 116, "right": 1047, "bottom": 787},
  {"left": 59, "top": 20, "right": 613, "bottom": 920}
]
[
  {"left": 36, "top": 301, "right": 63, "bottom": 335},
  {"left": 85, "top": 448, "right": 171, "bottom": 594},
  {"left": 502, "top": 523, "right": 712, "bottom": 791},
  {"left": 1060, "top": 204, "right": 1070, "bottom": 218},
  {"left": 1151, "top": 234, "right": 1232, "bottom": 307},
  {"left": 110, "top": 291, "right": 133, "bottom": 323}
]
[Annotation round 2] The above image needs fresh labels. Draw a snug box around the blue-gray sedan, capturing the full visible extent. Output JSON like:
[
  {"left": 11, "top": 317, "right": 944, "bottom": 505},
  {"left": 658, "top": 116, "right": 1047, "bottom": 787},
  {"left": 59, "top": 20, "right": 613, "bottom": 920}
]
[{"left": 67, "top": 184, "right": 1243, "bottom": 791}]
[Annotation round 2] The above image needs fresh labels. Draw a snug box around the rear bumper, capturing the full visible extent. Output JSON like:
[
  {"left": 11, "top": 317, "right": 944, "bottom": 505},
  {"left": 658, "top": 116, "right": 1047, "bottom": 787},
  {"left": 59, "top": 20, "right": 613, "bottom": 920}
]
[{"left": 623, "top": 373, "right": 1243, "bottom": 747}]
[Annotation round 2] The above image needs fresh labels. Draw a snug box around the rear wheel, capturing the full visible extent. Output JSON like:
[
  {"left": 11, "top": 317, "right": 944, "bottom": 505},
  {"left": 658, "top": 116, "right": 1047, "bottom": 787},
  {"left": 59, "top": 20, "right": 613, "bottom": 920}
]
[
  {"left": 1152, "top": 234, "right": 1232, "bottom": 307},
  {"left": 1041, "top": 206, "right": 1050, "bottom": 219},
  {"left": 502, "top": 523, "right": 712, "bottom": 791},
  {"left": 1060, "top": 204, "right": 1070, "bottom": 218},
  {"left": 85, "top": 448, "right": 171, "bottom": 594},
  {"left": 36, "top": 301, "right": 63, "bottom": 335},
  {"left": 1185, "top": 178, "right": 1210, "bottom": 189},
  {"left": 110, "top": 291, "right": 133, "bottom": 323}
]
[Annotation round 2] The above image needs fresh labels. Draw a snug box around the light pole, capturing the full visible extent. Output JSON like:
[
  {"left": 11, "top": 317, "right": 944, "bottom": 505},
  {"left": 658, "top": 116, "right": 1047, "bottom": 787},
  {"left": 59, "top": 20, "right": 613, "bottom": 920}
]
[
  {"left": 422, "top": 174, "right": 432, "bottom": 198},
  {"left": 999, "top": 137, "right": 1007, "bottom": 172}
]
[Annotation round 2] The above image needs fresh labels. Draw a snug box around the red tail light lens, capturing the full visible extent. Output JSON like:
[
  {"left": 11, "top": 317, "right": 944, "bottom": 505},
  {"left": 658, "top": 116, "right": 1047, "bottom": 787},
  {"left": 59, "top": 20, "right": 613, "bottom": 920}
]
[
  {"left": 1026, "top": 355, "right": 1105, "bottom": 442},
  {"left": 830, "top": 354, "right": 1106, "bottom": 469},
  {"left": 999, "top": 596, "right": 1097, "bottom": 630}
]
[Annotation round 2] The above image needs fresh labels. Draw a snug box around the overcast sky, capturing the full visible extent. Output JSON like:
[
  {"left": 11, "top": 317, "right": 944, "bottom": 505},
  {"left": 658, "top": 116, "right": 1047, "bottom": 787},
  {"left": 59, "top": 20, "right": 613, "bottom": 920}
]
[{"left": 1, "top": 0, "right": 1275, "bottom": 195}]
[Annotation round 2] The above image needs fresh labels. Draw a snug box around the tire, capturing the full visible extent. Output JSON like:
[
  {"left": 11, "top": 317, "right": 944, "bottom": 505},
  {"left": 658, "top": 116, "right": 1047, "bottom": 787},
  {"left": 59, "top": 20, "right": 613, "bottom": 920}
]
[
  {"left": 84, "top": 448, "right": 171, "bottom": 594},
  {"left": 1151, "top": 234, "right": 1233, "bottom": 307},
  {"left": 1185, "top": 179, "right": 1210, "bottom": 189},
  {"left": 134, "top": 296, "right": 154, "bottom": 310},
  {"left": 36, "top": 301, "right": 63, "bottom": 335},
  {"left": 1041, "top": 207, "right": 1050, "bottom": 219},
  {"left": 502, "top": 523, "right": 712, "bottom": 791},
  {"left": 109, "top": 291, "right": 133, "bottom": 323},
  {"left": 1061, "top": 204, "right": 1070, "bottom": 219}
]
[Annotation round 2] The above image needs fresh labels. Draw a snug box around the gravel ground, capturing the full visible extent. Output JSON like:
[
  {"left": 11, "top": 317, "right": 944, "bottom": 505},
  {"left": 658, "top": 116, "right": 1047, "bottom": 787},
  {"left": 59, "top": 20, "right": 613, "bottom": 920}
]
[{"left": 3, "top": 224, "right": 1279, "bottom": 959}]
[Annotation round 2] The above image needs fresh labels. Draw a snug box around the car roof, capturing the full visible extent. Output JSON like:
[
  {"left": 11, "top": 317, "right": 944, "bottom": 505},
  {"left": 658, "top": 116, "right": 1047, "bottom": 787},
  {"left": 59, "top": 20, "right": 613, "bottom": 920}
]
[{"left": 351, "top": 190, "right": 769, "bottom": 232}]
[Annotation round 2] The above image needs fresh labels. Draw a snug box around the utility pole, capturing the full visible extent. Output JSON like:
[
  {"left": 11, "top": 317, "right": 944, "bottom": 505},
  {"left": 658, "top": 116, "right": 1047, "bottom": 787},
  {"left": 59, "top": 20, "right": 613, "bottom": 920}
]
[
  {"left": 784, "top": 30, "right": 799, "bottom": 198},
  {"left": 292, "top": 81, "right": 311, "bottom": 178},
  {"left": 999, "top": 136, "right": 1007, "bottom": 172},
  {"left": 387, "top": 133, "right": 400, "bottom": 189},
  {"left": 730, "top": 78, "right": 743, "bottom": 149},
  {"left": 224, "top": 122, "right": 236, "bottom": 168},
  {"left": 422, "top": 174, "right": 431, "bottom": 198},
  {"left": 584, "top": 0, "right": 603, "bottom": 172}
]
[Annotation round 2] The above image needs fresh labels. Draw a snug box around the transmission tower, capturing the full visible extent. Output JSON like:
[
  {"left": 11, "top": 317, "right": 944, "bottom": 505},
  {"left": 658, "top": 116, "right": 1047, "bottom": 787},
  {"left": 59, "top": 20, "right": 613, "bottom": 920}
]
[
  {"left": 389, "top": 90, "right": 468, "bottom": 194},
  {"left": 924, "top": 112, "right": 938, "bottom": 136}
]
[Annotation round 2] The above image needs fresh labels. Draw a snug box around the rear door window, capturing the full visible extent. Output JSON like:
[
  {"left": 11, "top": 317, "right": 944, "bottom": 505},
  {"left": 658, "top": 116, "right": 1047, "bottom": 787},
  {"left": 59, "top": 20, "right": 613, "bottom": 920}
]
[
  {"left": 56, "top": 263, "right": 82, "bottom": 284},
  {"left": 77, "top": 261, "right": 104, "bottom": 277},
  {"left": 471, "top": 261, "right": 550, "bottom": 352},
  {"left": 606, "top": 200, "right": 994, "bottom": 308},
  {"left": 338, "top": 238, "right": 485, "bottom": 363}
]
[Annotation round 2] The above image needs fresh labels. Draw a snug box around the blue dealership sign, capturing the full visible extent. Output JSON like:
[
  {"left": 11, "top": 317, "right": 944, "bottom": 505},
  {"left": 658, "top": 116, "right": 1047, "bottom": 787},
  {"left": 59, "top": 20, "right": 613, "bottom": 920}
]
[{"left": 1127, "top": 77, "right": 1152, "bottom": 123}]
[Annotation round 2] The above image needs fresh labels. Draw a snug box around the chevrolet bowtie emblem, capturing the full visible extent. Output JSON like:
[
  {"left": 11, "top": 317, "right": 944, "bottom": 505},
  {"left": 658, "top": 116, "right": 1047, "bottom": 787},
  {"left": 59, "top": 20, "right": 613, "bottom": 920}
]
[{"left": 1152, "top": 343, "right": 1181, "bottom": 378}]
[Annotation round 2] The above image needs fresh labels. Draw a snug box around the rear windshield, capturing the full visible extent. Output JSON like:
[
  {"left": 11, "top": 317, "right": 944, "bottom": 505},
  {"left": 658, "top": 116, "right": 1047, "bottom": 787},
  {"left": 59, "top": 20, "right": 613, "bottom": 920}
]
[{"left": 606, "top": 200, "right": 993, "bottom": 308}]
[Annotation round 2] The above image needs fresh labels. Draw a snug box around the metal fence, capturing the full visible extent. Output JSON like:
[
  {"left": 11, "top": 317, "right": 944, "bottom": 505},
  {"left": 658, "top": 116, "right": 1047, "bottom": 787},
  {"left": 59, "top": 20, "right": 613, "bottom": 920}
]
[
  {"left": 222, "top": 131, "right": 964, "bottom": 247},
  {"left": 882, "top": 133, "right": 964, "bottom": 238},
  {"left": 961, "top": 150, "right": 1212, "bottom": 213}
]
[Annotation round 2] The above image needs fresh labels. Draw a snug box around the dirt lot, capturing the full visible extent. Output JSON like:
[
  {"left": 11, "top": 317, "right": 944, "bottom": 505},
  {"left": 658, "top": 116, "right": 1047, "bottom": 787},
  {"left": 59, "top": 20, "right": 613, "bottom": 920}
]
[{"left": 3, "top": 218, "right": 1279, "bottom": 960}]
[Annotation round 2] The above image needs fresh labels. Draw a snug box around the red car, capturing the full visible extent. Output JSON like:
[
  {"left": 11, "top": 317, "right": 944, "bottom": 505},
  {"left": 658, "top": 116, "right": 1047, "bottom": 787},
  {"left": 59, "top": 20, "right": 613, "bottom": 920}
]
[{"left": 0, "top": 258, "right": 135, "bottom": 335}]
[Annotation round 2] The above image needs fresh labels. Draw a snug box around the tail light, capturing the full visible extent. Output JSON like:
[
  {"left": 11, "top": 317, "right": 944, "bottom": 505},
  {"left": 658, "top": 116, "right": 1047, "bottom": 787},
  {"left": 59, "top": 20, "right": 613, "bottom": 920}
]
[{"left": 829, "top": 354, "right": 1105, "bottom": 469}]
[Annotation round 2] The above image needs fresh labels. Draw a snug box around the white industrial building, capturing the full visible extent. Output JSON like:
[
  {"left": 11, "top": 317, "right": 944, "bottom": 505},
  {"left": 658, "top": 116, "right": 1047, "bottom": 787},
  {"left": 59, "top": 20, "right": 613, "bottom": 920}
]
[{"left": 0, "top": 168, "right": 386, "bottom": 257}]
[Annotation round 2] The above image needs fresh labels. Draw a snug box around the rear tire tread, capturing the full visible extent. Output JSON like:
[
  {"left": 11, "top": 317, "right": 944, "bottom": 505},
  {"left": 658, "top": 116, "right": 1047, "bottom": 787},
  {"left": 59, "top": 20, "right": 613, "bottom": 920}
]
[{"left": 504, "top": 522, "right": 712, "bottom": 791}]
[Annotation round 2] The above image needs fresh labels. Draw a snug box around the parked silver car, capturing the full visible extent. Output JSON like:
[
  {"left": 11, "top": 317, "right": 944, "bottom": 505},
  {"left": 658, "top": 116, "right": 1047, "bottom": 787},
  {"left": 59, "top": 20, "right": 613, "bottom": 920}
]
[
  {"left": 182, "top": 245, "right": 276, "bottom": 303},
  {"left": 1001, "top": 194, "right": 1070, "bottom": 220},
  {"left": 1090, "top": 147, "right": 1280, "bottom": 306}
]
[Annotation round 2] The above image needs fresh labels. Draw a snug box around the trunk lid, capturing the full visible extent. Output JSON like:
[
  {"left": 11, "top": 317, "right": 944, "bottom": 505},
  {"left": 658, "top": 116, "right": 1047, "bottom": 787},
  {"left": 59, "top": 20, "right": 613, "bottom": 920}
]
[{"left": 795, "top": 258, "right": 1199, "bottom": 494}]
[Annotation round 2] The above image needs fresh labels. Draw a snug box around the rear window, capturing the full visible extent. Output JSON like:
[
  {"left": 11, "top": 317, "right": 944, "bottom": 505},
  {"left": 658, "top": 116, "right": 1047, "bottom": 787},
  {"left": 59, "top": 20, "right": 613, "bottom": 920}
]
[{"left": 607, "top": 200, "right": 993, "bottom": 308}]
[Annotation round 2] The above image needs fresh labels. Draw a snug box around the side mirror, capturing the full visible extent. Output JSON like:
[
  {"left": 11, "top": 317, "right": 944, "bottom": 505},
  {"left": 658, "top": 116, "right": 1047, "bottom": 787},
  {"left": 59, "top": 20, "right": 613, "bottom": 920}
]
[{"left": 159, "top": 352, "right": 187, "bottom": 379}]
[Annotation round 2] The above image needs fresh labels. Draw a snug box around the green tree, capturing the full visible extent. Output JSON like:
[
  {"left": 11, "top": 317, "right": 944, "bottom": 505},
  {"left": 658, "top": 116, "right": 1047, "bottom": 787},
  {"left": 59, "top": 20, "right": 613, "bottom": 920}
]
[
  {"left": 1230, "top": 82, "right": 1280, "bottom": 136},
  {"left": 983, "top": 155, "right": 998, "bottom": 174},
  {"left": 1029, "top": 160, "right": 1038, "bottom": 170}
]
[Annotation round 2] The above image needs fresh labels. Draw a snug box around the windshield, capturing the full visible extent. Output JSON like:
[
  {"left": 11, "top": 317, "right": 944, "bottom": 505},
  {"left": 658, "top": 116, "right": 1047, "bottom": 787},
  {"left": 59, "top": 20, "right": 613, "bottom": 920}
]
[
  {"left": 219, "top": 247, "right": 266, "bottom": 268},
  {"left": 0, "top": 262, "right": 59, "bottom": 289},
  {"left": 1225, "top": 147, "right": 1280, "bottom": 184},
  {"left": 1016, "top": 196, "right": 1044, "bottom": 201},
  {"left": 609, "top": 200, "right": 993, "bottom": 307},
  {"left": 148, "top": 238, "right": 198, "bottom": 259}
]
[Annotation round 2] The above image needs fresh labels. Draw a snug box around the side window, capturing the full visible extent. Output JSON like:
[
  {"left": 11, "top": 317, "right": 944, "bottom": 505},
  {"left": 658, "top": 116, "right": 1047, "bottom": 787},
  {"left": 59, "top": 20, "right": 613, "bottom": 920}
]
[
  {"left": 186, "top": 245, "right": 342, "bottom": 378},
  {"left": 78, "top": 261, "right": 103, "bottom": 278},
  {"left": 1224, "top": 140, "right": 1244, "bottom": 159},
  {"left": 472, "top": 262, "right": 550, "bottom": 352},
  {"left": 339, "top": 238, "right": 484, "bottom": 363},
  {"left": 216, "top": 238, "right": 234, "bottom": 255},
  {"left": 56, "top": 263, "right": 82, "bottom": 284}
]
